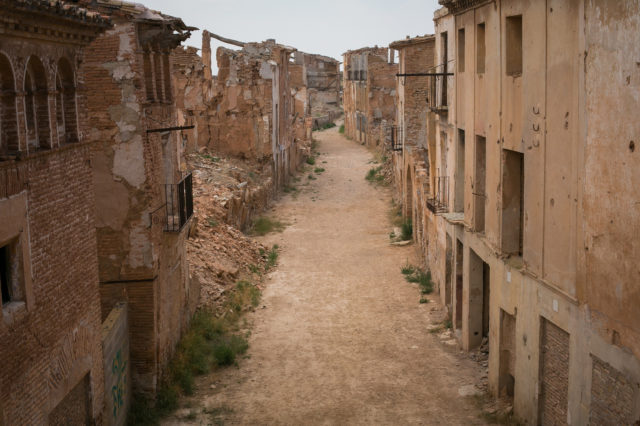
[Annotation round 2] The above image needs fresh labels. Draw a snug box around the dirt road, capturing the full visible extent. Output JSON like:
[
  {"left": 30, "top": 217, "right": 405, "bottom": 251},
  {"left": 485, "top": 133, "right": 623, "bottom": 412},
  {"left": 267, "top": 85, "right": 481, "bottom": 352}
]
[{"left": 169, "top": 127, "right": 486, "bottom": 425}]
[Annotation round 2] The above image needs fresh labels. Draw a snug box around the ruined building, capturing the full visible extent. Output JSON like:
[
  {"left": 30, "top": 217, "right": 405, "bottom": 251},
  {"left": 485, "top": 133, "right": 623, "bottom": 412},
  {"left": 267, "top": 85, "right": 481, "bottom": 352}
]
[
  {"left": 81, "top": 0, "right": 199, "bottom": 395},
  {"left": 397, "top": 1, "right": 640, "bottom": 423},
  {"left": 0, "top": 2, "right": 110, "bottom": 423},
  {"left": 388, "top": 35, "right": 435, "bottom": 239},
  {"left": 343, "top": 47, "right": 396, "bottom": 147},
  {"left": 291, "top": 52, "right": 341, "bottom": 129}
]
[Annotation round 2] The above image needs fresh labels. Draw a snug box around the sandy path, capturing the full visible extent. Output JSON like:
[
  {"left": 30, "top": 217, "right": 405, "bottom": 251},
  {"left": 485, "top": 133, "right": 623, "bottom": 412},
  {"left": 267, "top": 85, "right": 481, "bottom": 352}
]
[{"left": 169, "top": 128, "right": 486, "bottom": 425}]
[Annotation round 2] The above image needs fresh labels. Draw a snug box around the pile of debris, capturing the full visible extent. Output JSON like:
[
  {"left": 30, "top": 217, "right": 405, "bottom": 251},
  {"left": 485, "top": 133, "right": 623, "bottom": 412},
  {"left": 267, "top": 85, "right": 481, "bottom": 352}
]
[{"left": 186, "top": 150, "right": 275, "bottom": 309}]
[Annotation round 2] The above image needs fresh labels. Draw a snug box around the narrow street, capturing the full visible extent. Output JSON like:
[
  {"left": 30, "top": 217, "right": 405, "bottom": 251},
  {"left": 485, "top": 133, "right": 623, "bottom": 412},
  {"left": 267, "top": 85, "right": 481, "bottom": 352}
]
[{"left": 171, "top": 127, "right": 486, "bottom": 425}]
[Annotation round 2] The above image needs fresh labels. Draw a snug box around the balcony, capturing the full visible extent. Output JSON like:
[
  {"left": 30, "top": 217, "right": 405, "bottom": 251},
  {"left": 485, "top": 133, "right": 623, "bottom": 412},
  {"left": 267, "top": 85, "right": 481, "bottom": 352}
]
[
  {"left": 164, "top": 172, "right": 194, "bottom": 232},
  {"left": 389, "top": 125, "right": 403, "bottom": 152},
  {"left": 427, "top": 63, "right": 450, "bottom": 113},
  {"left": 426, "top": 176, "right": 449, "bottom": 214}
]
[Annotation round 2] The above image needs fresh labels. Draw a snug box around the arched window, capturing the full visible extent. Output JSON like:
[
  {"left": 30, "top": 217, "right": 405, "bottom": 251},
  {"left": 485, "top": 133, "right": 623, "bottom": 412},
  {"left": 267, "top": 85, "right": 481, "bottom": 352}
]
[
  {"left": 56, "top": 58, "right": 77, "bottom": 143},
  {"left": 25, "top": 56, "right": 50, "bottom": 150},
  {"left": 0, "top": 53, "right": 18, "bottom": 155}
]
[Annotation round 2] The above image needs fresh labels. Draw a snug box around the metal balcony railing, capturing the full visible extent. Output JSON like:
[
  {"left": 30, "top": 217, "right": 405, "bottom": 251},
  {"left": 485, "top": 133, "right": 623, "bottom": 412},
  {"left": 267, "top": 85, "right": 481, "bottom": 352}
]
[
  {"left": 164, "top": 172, "right": 193, "bottom": 232},
  {"left": 389, "top": 125, "right": 403, "bottom": 151},
  {"left": 427, "top": 176, "right": 449, "bottom": 214}
]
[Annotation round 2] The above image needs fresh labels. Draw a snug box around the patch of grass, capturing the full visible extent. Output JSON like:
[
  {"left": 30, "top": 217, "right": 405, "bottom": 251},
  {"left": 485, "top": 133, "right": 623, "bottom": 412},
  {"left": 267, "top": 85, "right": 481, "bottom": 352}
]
[
  {"left": 283, "top": 185, "right": 298, "bottom": 194},
  {"left": 320, "top": 122, "right": 336, "bottom": 130},
  {"left": 206, "top": 216, "right": 219, "bottom": 228},
  {"left": 365, "top": 166, "right": 385, "bottom": 184},
  {"left": 250, "top": 216, "right": 285, "bottom": 236},
  {"left": 400, "top": 219, "right": 412, "bottom": 241},
  {"left": 248, "top": 264, "right": 261, "bottom": 275},
  {"left": 264, "top": 244, "right": 279, "bottom": 271},
  {"left": 401, "top": 262, "right": 415, "bottom": 275},
  {"left": 444, "top": 319, "right": 453, "bottom": 330},
  {"left": 419, "top": 298, "right": 429, "bottom": 304},
  {"left": 314, "top": 167, "right": 325, "bottom": 173},
  {"left": 306, "top": 156, "right": 316, "bottom": 165},
  {"left": 200, "top": 153, "right": 220, "bottom": 162},
  {"left": 308, "top": 174, "right": 316, "bottom": 180},
  {"left": 403, "top": 265, "right": 434, "bottom": 295},
  {"left": 129, "top": 281, "right": 259, "bottom": 424},
  {"left": 339, "top": 124, "right": 345, "bottom": 133}
]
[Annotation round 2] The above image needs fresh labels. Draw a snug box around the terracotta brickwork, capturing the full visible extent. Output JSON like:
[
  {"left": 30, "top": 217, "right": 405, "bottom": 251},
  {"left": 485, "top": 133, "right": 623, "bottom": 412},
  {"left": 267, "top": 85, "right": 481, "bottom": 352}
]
[
  {"left": 0, "top": 2, "right": 110, "bottom": 423},
  {"left": 343, "top": 47, "right": 396, "bottom": 147},
  {"left": 81, "top": 1, "right": 198, "bottom": 395}
]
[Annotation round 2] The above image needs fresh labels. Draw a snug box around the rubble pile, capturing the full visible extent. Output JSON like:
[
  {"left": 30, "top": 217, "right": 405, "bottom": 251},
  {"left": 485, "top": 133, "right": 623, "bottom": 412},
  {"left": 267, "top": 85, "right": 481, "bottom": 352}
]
[{"left": 186, "top": 151, "right": 275, "bottom": 309}]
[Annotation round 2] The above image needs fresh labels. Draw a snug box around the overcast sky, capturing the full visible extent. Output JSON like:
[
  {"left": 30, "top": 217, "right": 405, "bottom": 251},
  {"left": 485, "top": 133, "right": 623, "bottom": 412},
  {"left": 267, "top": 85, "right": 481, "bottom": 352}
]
[{"left": 140, "top": 0, "right": 439, "bottom": 73}]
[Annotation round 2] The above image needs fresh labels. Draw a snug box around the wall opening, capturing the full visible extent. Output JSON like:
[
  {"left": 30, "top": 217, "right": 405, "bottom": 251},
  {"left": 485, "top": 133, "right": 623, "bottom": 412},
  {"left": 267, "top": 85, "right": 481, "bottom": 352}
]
[
  {"left": 457, "top": 28, "right": 465, "bottom": 73},
  {"left": 162, "top": 53, "right": 172, "bottom": 102},
  {"left": 474, "top": 135, "right": 486, "bottom": 232},
  {"left": 469, "top": 248, "right": 490, "bottom": 348},
  {"left": 441, "top": 32, "right": 448, "bottom": 106},
  {"left": 455, "top": 239, "right": 463, "bottom": 330},
  {"left": 153, "top": 52, "right": 164, "bottom": 101},
  {"left": 506, "top": 15, "right": 523, "bottom": 76},
  {"left": 0, "top": 237, "right": 24, "bottom": 306},
  {"left": 445, "top": 233, "right": 453, "bottom": 309},
  {"left": 143, "top": 51, "right": 155, "bottom": 102},
  {"left": 538, "top": 318, "right": 570, "bottom": 425},
  {"left": 0, "top": 53, "right": 18, "bottom": 154},
  {"left": 405, "top": 166, "right": 413, "bottom": 224},
  {"left": 499, "top": 309, "right": 516, "bottom": 397},
  {"left": 454, "top": 129, "right": 465, "bottom": 212},
  {"left": 477, "top": 22, "right": 486, "bottom": 74},
  {"left": 501, "top": 149, "right": 524, "bottom": 256},
  {"left": 57, "top": 58, "right": 78, "bottom": 143},
  {"left": 25, "top": 56, "right": 50, "bottom": 150}
]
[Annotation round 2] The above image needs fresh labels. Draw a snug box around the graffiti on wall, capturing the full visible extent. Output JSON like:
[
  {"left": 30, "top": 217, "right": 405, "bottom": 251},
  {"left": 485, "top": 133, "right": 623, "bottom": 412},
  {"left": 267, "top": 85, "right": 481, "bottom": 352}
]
[{"left": 111, "top": 349, "right": 128, "bottom": 419}]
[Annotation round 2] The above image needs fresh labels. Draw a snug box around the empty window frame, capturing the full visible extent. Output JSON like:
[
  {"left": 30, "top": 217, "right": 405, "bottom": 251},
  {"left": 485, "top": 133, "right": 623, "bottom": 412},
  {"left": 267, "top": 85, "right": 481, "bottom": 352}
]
[
  {"left": 474, "top": 135, "right": 487, "bottom": 232},
  {"left": 477, "top": 22, "right": 486, "bottom": 74},
  {"left": 143, "top": 51, "right": 155, "bottom": 102},
  {"left": 454, "top": 129, "right": 465, "bottom": 212},
  {"left": 0, "top": 53, "right": 18, "bottom": 154},
  {"left": 501, "top": 149, "right": 524, "bottom": 256},
  {"left": 0, "top": 238, "right": 23, "bottom": 306},
  {"left": 506, "top": 15, "right": 523, "bottom": 76},
  {"left": 458, "top": 28, "right": 465, "bottom": 72}
]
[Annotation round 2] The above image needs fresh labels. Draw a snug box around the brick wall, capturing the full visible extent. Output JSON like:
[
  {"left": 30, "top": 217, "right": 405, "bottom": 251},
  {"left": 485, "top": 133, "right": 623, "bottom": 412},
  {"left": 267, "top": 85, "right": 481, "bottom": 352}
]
[
  {"left": 0, "top": 145, "right": 105, "bottom": 424},
  {"left": 538, "top": 318, "right": 570, "bottom": 425},
  {"left": 590, "top": 356, "right": 637, "bottom": 425}
]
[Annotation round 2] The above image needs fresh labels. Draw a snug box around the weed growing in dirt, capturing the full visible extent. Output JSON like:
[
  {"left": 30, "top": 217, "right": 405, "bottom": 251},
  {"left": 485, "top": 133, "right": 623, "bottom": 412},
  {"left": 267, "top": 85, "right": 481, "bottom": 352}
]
[
  {"left": 264, "top": 245, "right": 279, "bottom": 271},
  {"left": 206, "top": 216, "right": 219, "bottom": 228},
  {"left": 444, "top": 319, "right": 453, "bottom": 330},
  {"left": 401, "top": 262, "right": 416, "bottom": 275},
  {"left": 283, "top": 185, "right": 298, "bottom": 194},
  {"left": 339, "top": 124, "right": 345, "bottom": 133},
  {"left": 250, "top": 217, "right": 286, "bottom": 236},
  {"left": 419, "top": 298, "right": 429, "bottom": 304},
  {"left": 200, "top": 153, "right": 220, "bottom": 162},
  {"left": 320, "top": 122, "right": 336, "bottom": 130},
  {"left": 308, "top": 174, "right": 316, "bottom": 180},
  {"left": 128, "top": 289, "right": 255, "bottom": 425},
  {"left": 306, "top": 156, "right": 316, "bottom": 165},
  {"left": 248, "top": 264, "right": 261, "bottom": 275},
  {"left": 400, "top": 219, "right": 413, "bottom": 241},
  {"left": 403, "top": 265, "right": 434, "bottom": 295},
  {"left": 314, "top": 167, "right": 325, "bottom": 173},
  {"left": 365, "top": 166, "right": 385, "bottom": 184}
]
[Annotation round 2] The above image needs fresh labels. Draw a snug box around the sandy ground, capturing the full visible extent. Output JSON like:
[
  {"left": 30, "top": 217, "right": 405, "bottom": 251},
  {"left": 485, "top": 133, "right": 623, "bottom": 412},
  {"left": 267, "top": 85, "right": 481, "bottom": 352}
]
[{"left": 166, "top": 127, "right": 487, "bottom": 425}]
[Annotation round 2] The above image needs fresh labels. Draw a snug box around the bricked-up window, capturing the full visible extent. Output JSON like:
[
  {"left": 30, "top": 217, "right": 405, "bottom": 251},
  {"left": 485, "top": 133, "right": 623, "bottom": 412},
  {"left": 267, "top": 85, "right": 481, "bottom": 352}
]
[
  {"left": 457, "top": 28, "right": 465, "bottom": 72},
  {"left": 57, "top": 58, "right": 78, "bottom": 143},
  {"left": 0, "top": 238, "right": 23, "bottom": 306},
  {"left": 25, "top": 56, "right": 51, "bottom": 150},
  {"left": 477, "top": 23, "right": 486, "bottom": 74},
  {"left": 143, "top": 51, "right": 155, "bottom": 102},
  {"left": 154, "top": 52, "right": 164, "bottom": 102},
  {"left": 0, "top": 53, "right": 18, "bottom": 155},
  {"left": 506, "top": 15, "right": 523, "bottom": 76},
  {"left": 162, "top": 53, "right": 172, "bottom": 102}
]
